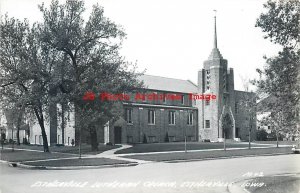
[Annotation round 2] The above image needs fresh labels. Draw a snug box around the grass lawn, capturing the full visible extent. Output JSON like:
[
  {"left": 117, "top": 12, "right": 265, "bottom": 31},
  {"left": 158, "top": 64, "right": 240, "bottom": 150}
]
[
  {"left": 0, "top": 149, "right": 74, "bottom": 162},
  {"left": 122, "top": 147, "right": 293, "bottom": 162},
  {"left": 48, "top": 144, "right": 121, "bottom": 155},
  {"left": 245, "top": 175, "right": 300, "bottom": 193},
  {"left": 253, "top": 141, "right": 297, "bottom": 145},
  {"left": 0, "top": 143, "right": 121, "bottom": 162},
  {"left": 1, "top": 143, "right": 121, "bottom": 155},
  {"left": 115, "top": 141, "right": 275, "bottom": 154},
  {"left": 22, "top": 157, "right": 134, "bottom": 167}
]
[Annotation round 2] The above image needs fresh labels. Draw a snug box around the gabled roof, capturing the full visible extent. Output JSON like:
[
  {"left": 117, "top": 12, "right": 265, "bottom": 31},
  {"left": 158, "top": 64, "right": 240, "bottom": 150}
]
[
  {"left": 256, "top": 95, "right": 277, "bottom": 112},
  {"left": 138, "top": 74, "right": 198, "bottom": 93}
]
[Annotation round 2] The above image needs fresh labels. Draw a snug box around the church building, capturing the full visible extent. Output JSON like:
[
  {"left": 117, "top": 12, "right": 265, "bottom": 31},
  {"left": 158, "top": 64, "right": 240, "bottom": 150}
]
[
  {"left": 7, "top": 15, "right": 256, "bottom": 146},
  {"left": 105, "top": 15, "right": 257, "bottom": 144}
]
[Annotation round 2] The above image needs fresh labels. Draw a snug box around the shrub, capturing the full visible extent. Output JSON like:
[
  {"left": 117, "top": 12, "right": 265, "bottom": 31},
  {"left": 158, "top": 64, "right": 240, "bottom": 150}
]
[
  {"left": 23, "top": 138, "right": 29, "bottom": 145},
  {"left": 143, "top": 134, "right": 147, "bottom": 144},
  {"left": 164, "top": 132, "right": 169, "bottom": 142},
  {"left": 106, "top": 142, "right": 113, "bottom": 146},
  {"left": 9, "top": 139, "right": 15, "bottom": 144},
  {"left": 256, "top": 129, "right": 268, "bottom": 141}
]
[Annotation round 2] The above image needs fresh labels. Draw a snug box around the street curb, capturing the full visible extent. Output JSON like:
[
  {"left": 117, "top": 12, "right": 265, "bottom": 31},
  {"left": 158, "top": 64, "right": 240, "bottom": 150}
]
[
  {"left": 162, "top": 152, "right": 293, "bottom": 163},
  {"left": 227, "top": 179, "right": 251, "bottom": 193},
  {"left": 8, "top": 162, "right": 138, "bottom": 170},
  {"left": 0, "top": 160, "right": 9, "bottom": 164}
]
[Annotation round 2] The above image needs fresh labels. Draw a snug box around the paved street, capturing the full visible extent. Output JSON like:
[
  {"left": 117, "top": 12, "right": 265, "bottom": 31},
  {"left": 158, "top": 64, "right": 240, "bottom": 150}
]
[{"left": 1, "top": 154, "right": 299, "bottom": 193}]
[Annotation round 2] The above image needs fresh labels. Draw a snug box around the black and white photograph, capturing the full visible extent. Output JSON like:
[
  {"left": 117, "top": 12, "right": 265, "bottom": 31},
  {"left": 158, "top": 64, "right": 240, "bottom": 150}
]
[{"left": 0, "top": 0, "right": 299, "bottom": 193}]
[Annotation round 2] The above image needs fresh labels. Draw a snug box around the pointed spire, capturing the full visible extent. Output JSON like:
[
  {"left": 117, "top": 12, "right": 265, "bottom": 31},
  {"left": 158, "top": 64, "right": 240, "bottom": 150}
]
[
  {"left": 208, "top": 10, "right": 223, "bottom": 60},
  {"left": 214, "top": 10, "right": 217, "bottom": 48}
]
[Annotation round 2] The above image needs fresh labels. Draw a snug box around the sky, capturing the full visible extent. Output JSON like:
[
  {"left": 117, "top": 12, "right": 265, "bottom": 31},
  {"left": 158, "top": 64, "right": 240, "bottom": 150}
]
[{"left": 0, "top": 0, "right": 282, "bottom": 91}]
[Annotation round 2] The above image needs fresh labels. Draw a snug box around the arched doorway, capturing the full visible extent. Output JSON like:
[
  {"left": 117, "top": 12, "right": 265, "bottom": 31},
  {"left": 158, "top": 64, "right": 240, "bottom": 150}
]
[{"left": 222, "top": 114, "right": 233, "bottom": 139}]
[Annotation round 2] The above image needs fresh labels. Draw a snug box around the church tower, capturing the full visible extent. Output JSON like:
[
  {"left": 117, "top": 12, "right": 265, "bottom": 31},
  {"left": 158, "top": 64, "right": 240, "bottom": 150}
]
[{"left": 197, "top": 12, "right": 235, "bottom": 141}]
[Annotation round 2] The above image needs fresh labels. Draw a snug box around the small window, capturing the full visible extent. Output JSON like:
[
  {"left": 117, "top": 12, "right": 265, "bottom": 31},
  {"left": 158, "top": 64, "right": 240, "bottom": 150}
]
[
  {"left": 206, "top": 86, "right": 210, "bottom": 90},
  {"left": 39, "top": 135, "right": 43, "bottom": 145},
  {"left": 148, "top": 110, "right": 155, "bottom": 124},
  {"left": 205, "top": 120, "right": 210, "bottom": 128},
  {"left": 140, "top": 93, "right": 146, "bottom": 102},
  {"left": 67, "top": 111, "right": 71, "bottom": 122},
  {"left": 125, "top": 108, "right": 133, "bottom": 124},
  {"left": 181, "top": 95, "right": 184, "bottom": 105},
  {"left": 162, "top": 94, "right": 166, "bottom": 103},
  {"left": 205, "top": 100, "right": 210, "bottom": 106},
  {"left": 169, "top": 111, "right": 176, "bottom": 125},
  {"left": 187, "top": 112, "right": 193, "bottom": 125},
  {"left": 235, "top": 102, "right": 238, "bottom": 114}
]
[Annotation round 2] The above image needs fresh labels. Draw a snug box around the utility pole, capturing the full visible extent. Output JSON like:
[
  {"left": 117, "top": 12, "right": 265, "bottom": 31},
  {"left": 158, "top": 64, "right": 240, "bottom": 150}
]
[
  {"left": 248, "top": 127, "right": 251, "bottom": 149},
  {"left": 223, "top": 130, "right": 226, "bottom": 151},
  {"left": 79, "top": 126, "right": 82, "bottom": 159},
  {"left": 11, "top": 127, "right": 14, "bottom": 152},
  {"left": 185, "top": 135, "right": 187, "bottom": 153},
  {"left": 248, "top": 113, "right": 253, "bottom": 149},
  {"left": 184, "top": 110, "right": 187, "bottom": 153}
]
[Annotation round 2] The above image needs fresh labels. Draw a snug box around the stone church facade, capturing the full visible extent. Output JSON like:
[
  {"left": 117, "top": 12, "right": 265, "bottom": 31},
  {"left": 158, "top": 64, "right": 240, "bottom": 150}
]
[{"left": 196, "top": 16, "right": 256, "bottom": 141}]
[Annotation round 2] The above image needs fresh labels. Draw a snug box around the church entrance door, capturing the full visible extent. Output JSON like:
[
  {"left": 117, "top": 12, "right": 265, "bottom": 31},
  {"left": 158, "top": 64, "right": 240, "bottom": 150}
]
[
  {"left": 222, "top": 114, "right": 233, "bottom": 139},
  {"left": 114, "top": 126, "right": 122, "bottom": 144}
]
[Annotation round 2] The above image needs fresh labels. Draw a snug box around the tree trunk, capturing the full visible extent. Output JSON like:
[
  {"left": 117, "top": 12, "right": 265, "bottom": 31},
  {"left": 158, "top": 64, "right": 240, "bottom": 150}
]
[
  {"left": 248, "top": 128, "right": 251, "bottom": 149},
  {"left": 16, "top": 108, "right": 23, "bottom": 146},
  {"left": 61, "top": 103, "right": 65, "bottom": 146},
  {"left": 11, "top": 128, "right": 14, "bottom": 151},
  {"left": 223, "top": 130, "right": 226, "bottom": 151},
  {"left": 33, "top": 106, "right": 49, "bottom": 152},
  {"left": 16, "top": 127, "right": 20, "bottom": 145},
  {"left": 90, "top": 125, "right": 98, "bottom": 151},
  {"left": 276, "top": 131, "right": 279, "bottom": 148}
]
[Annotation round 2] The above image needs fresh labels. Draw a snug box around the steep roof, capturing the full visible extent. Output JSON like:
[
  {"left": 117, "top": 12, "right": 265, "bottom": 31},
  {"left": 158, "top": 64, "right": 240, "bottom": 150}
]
[
  {"left": 256, "top": 95, "right": 277, "bottom": 112},
  {"left": 208, "top": 48, "right": 223, "bottom": 60},
  {"left": 138, "top": 74, "right": 198, "bottom": 93}
]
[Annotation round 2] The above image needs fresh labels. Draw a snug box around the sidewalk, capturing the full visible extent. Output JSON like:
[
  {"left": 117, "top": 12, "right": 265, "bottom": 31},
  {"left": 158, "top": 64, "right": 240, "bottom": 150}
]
[
  {"left": 92, "top": 144, "right": 152, "bottom": 164},
  {"left": 1, "top": 143, "right": 294, "bottom": 170},
  {"left": 1, "top": 145, "right": 139, "bottom": 170}
]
